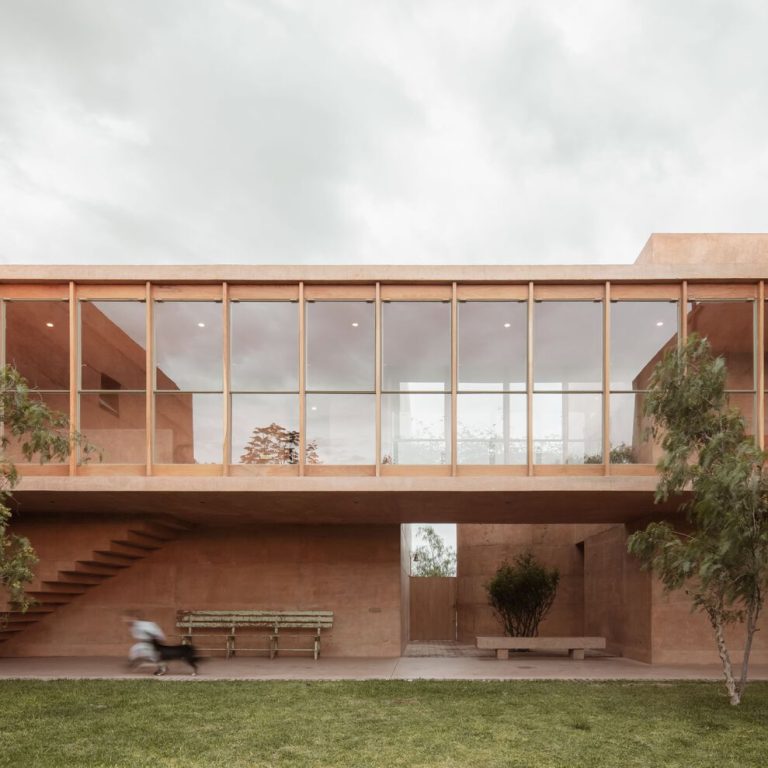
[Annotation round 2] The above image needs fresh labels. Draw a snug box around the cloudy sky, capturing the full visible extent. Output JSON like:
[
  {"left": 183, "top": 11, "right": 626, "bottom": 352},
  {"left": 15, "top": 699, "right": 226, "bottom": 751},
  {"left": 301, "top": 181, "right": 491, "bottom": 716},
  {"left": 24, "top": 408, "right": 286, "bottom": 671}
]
[{"left": 1, "top": 0, "right": 767, "bottom": 266}]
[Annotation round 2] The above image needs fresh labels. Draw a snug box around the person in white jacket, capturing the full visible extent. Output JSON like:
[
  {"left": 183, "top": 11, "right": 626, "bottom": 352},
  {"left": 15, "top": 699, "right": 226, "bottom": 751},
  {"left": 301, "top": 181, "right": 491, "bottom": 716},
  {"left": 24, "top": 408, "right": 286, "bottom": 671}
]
[{"left": 124, "top": 612, "right": 168, "bottom": 675}]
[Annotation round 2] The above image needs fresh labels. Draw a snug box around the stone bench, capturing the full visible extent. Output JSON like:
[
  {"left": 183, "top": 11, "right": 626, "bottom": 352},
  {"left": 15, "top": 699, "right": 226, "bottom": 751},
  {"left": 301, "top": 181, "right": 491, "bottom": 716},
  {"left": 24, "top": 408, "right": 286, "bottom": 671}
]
[{"left": 476, "top": 636, "right": 606, "bottom": 660}]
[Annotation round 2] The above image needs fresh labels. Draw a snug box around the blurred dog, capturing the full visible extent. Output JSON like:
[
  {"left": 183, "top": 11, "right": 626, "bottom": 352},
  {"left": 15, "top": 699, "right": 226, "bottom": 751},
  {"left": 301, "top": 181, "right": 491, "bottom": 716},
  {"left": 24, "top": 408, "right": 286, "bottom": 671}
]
[{"left": 150, "top": 638, "right": 201, "bottom": 676}]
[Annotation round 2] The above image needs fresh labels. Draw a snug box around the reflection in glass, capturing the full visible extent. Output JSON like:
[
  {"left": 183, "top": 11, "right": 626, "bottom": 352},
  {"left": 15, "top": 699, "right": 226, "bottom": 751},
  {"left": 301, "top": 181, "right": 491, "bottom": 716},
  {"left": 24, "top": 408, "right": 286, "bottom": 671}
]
[
  {"left": 611, "top": 302, "right": 678, "bottom": 390},
  {"left": 457, "top": 394, "right": 526, "bottom": 464},
  {"left": 687, "top": 301, "right": 755, "bottom": 390},
  {"left": 154, "top": 302, "right": 222, "bottom": 391},
  {"left": 610, "top": 392, "right": 654, "bottom": 464},
  {"left": 4, "top": 393, "right": 69, "bottom": 463},
  {"left": 533, "top": 302, "right": 602, "bottom": 390},
  {"left": 383, "top": 302, "right": 450, "bottom": 391},
  {"left": 458, "top": 302, "right": 526, "bottom": 391},
  {"left": 81, "top": 302, "right": 146, "bottom": 391},
  {"left": 306, "top": 302, "right": 374, "bottom": 391},
  {"left": 231, "top": 302, "right": 298, "bottom": 391},
  {"left": 232, "top": 394, "right": 299, "bottom": 464},
  {"left": 155, "top": 393, "right": 222, "bottom": 463},
  {"left": 382, "top": 393, "right": 449, "bottom": 465},
  {"left": 5, "top": 301, "right": 69, "bottom": 389},
  {"left": 533, "top": 393, "right": 602, "bottom": 464},
  {"left": 306, "top": 395, "right": 375, "bottom": 464},
  {"left": 79, "top": 393, "right": 146, "bottom": 463}
]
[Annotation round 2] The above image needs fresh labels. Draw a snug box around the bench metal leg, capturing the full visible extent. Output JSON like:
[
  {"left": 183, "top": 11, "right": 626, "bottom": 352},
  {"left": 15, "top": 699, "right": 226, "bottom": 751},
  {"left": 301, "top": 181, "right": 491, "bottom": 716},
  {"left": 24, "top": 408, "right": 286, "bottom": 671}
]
[
  {"left": 569, "top": 649, "right": 585, "bottom": 660},
  {"left": 496, "top": 649, "right": 509, "bottom": 660},
  {"left": 269, "top": 635, "right": 277, "bottom": 660}
]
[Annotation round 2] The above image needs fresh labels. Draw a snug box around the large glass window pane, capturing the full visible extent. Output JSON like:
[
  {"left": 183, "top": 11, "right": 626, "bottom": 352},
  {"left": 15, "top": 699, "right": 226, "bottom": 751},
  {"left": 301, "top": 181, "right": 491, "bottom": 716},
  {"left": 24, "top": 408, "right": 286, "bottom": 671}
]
[
  {"left": 80, "top": 393, "right": 146, "bottom": 463},
  {"left": 231, "top": 302, "right": 298, "bottom": 392},
  {"left": 5, "top": 301, "right": 69, "bottom": 389},
  {"left": 232, "top": 394, "right": 299, "bottom": 464},
  {"left": 458, "top": 302, "right": 526, "bottom": 391},
  {"left": 383, "top": 302, "right": 450, "bottom": 391},
  {"left": 457, "top": 393, "right": 526, "bottom": 464},
  {"left": 533, "top": 393, "right": 602, "bottom": 464},
  {"left": 533, "top": 302, "right": 602, "bottom": 391},
  {"left": 610, "top": 392, "right": 654, "bottom": 464},
  {"left": 4, "top": 393, "right": 69, "bottom": 463},
  {"left": 155, "top": 393, "right": 222, "bottom": 464},
  {"left": 382, "top": 393, "right": 449, "bottom": 465},
  {"left": 687, "top": 301, "right": 754, "bottom": 390},
  {"left": 306, "top": 302, "right": 374, "bottom": 391},
  {"left": 611, "top": 302, "right": 678, "bottom": 390},
  {"left": 154, "top": 302, "right": 222, "bottom": 391},
  {"left": 306, "top": 395, "right": 375, "bottom": 464},
  {"left": 81, "top": 302, "right": 146, "bottom": 391}
]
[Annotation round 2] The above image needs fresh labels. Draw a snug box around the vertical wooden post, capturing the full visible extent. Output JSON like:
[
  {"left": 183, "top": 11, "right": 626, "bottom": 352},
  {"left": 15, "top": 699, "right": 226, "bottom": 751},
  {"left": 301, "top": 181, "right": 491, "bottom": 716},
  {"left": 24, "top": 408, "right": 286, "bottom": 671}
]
[
  {"left": 527, "top": 282, "right": 534, "bottom": 476},
  {"left": 375, "top": 282, "right": 382, "bottom": 476},
  {"left": 146, "top": 282, "right": 154, "bottom": 474},
  {"left": 451, "top": 282, "right": 457, "bottom": 475},
  {"left": 681, "top": 281, "right": 688, "bottom": 344},
  {"left": 299, "top": 282, "right": 306, "bottom": 476},
  {"left": 758, "top": 281, "right": 764, "bottom": 450},
  {"left": 603, "top": 282, "right": 611, "bottom": 475},
  {"left": 222, "top": 282, "right": 231, "bottom": 473},
  {"left": 69, "top": 282, "right": 77, "bottom": 475}
]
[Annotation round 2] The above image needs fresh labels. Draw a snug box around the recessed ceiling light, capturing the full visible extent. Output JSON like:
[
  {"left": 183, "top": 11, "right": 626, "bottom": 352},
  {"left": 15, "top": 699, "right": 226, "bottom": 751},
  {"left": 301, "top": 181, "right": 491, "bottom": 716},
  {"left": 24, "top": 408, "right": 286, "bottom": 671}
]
[
  {"left": 503, "top": 322, "right": 511, "bottom": 328},
  {"left": 351, "top": 322, "right": 359, "bottom": 327},
  {"left": 197, "top": 322, "right": 206, "bottom": 328},
  {"left": 45, "top": 322, "right": 54, "bottom": 328},
  {"left": 656, "top": 321, "right": 664, "bottom": 327},
  {"left": 311, "top": 406, "right": 317, "bottom": 411}
]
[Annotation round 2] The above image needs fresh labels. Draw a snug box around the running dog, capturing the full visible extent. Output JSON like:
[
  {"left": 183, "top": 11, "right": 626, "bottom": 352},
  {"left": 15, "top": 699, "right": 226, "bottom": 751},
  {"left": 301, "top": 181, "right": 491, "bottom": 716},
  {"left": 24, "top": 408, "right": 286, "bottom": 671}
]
[{"left": 150, "top": 638, "right": 201, "bottom": 676}]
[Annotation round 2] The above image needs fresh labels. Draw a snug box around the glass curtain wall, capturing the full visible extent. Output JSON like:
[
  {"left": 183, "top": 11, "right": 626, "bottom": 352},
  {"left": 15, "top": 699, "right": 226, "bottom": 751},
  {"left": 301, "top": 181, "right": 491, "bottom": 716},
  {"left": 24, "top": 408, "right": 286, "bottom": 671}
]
[
  {"left": 457, "top": 301, "right": 527, "bottom": 464},
  {"left": 687, "top": 300, "right": 756, "bottom": 434},
  {"left": 610, "top": 301, "right": 679, "bottom": 464},
  {"left": 305, "top": 301, "right": 375, "bottom": 464},
  {"left": 154, "top": 301, "right": 223, "bottom": 464},
  {"left": 80, "top": 301, "right": 147, "bottom": 463},
  {"left": 231, "top": 301, "right": 299, "bottom": 465},
  {"left": 382, "top": 302, "right": 450, "bottom": 464},
  {"left": 532, "top": 301, "right": 603, "bottom": 464},
  {"left": 3, "top": 299, "right": 70, "bottom": 463}
]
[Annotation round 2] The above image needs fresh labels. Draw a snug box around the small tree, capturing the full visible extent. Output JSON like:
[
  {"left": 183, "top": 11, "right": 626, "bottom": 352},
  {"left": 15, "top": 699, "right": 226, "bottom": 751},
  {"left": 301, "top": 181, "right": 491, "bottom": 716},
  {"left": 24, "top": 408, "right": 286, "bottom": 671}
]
[
  {"left": 411, "top": 525, "right": 457, "bottom": 577},
  {"left": 240, "top": 423, "right": 319, "bottom": 464},
  {"left": 486, "top": 552, "right": 559, "bottom": 637},
  {"left": 628, "top": 334, "right": 768, "bottom": 705},
  {"left": 1, "top": 365, "right": 93, "bottom": 611}
]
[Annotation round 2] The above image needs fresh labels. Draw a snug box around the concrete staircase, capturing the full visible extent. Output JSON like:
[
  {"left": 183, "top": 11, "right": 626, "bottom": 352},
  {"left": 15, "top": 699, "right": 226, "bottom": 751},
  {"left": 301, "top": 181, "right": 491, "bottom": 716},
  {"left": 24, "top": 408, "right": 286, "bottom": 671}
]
[{"left": 0, "top": 517, "right": 193, "bottom": 647}]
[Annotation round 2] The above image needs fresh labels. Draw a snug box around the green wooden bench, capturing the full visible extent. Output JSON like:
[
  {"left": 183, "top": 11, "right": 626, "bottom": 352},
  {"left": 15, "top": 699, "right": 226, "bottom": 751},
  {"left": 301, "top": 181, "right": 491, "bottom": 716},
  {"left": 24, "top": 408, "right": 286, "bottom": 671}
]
[{"left": 176, "top": 610, "right": 334, "bottom": 660}]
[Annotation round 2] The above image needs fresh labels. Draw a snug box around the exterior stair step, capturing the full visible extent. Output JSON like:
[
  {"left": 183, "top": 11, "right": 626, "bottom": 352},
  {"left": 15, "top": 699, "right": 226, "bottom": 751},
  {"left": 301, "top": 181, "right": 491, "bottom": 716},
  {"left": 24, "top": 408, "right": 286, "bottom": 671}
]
[
  {"left": 128, "top": 522, "right": 179, "bottom": 541},
  {"left": 56, "top": 571, "right": 107, "bottom": 585},
  {"left": 154, "top": 517, "right": 194, "bottom": 532},
  {"left": 102, "top": 542, "right": 153, "bottom": 558},
  {"left": 24, "top": 592, "right": 79, "bottom": 604},
  {"left": 72, "top": 561, "right": 126, "bottom": 576},
  {"left": 111, "top": 531, "right": 164, "bottom": 550},
  {"left": 41, "top": 581, "right": 91, "bottom": 594},
  {"left": 89, "top": 551, "right": 137, "bottom": 566}
]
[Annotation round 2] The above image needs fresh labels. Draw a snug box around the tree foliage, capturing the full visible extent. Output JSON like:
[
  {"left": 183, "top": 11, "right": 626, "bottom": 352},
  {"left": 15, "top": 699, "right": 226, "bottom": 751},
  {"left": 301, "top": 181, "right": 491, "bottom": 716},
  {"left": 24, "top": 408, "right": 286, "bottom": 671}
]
[
  {"left": 1, "top": 365, "right": 93, "bottom": 611},
  {"left": 239, "top": 423, "right": 319, "bottom": 465},
  {"left": 627, "top": 334, "right": 768, "bottom": 705},
  {"left": 486, "top": 552, "right": 559, "bottom": 637},
  {"left": 411, "top": 525, "right": 457, "bottom": 577}
]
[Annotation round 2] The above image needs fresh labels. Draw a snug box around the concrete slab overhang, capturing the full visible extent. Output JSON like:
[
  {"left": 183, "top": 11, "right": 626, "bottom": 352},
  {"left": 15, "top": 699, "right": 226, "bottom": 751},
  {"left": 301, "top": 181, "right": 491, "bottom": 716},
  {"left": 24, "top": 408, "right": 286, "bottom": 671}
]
[{"left": 12, "top": 476, "right": 681, "bottom": 525}]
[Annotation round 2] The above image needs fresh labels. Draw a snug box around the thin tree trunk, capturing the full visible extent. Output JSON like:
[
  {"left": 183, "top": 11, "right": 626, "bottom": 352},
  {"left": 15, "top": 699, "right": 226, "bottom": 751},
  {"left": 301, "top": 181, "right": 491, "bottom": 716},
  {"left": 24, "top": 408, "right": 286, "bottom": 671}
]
[
  {"left": 737, "top": 598, "right": 760, "bottom": 699},
  {"left": 709, "top": 610, "right": 740, "bottom": 705}
]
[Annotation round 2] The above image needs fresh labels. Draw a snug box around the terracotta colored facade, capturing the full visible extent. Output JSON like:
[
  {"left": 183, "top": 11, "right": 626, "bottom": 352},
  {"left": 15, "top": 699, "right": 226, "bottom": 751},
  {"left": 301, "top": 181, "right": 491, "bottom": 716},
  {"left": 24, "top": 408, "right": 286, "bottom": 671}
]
[{"left": 2, "top": 233, "right": 768, "bottom": 662}]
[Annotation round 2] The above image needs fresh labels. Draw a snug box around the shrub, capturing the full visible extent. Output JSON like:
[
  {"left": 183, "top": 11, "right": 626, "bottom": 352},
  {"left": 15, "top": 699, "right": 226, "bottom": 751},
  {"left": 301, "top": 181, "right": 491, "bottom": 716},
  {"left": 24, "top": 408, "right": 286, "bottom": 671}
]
[{"left": 486, "top": 552, "right": 560, "bottom": 637}]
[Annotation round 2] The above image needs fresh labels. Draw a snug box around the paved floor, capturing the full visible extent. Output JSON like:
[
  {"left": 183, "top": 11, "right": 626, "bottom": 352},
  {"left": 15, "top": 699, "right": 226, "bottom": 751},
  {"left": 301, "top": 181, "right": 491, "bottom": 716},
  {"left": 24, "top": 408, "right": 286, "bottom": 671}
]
[{"left": 2, "top": 652, "right": 768, "bottom": 681}]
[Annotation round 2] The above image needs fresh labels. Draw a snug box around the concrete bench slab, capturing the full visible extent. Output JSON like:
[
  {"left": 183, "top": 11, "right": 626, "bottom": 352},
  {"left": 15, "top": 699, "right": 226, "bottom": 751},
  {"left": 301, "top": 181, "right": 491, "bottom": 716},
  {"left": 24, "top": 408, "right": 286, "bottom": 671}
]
[{"left": 476, "top": 636, "right": 607, "bottom": 660}]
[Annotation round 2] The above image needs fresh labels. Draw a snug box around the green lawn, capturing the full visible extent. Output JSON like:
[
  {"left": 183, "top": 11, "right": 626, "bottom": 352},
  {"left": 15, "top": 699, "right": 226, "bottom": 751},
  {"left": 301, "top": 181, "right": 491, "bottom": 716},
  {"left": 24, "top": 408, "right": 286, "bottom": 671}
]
[{"left": 0, "top": 680, "right": 765, "bottom": 768}]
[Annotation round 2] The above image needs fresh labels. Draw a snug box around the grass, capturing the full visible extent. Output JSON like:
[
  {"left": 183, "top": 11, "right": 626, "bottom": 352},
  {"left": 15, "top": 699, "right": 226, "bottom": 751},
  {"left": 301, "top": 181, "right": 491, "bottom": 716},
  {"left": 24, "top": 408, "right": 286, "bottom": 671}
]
[{"left": 0, "top": 680, "right": 766, "bottom": 767}]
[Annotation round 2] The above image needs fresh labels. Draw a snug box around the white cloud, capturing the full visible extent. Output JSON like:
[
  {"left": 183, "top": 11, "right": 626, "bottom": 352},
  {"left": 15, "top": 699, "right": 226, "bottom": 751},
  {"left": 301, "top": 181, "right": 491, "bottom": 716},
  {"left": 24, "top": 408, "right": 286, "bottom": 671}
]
[{"left": 0, "top": 0, "right": 766, "bottom": 265}]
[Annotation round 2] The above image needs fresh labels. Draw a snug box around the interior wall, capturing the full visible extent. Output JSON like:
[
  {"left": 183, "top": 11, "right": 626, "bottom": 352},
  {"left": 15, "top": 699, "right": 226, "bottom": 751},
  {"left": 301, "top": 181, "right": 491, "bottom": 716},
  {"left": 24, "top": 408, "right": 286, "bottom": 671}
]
[{"left": 2, "top": 519, "right": 404, "bottom": 658}]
